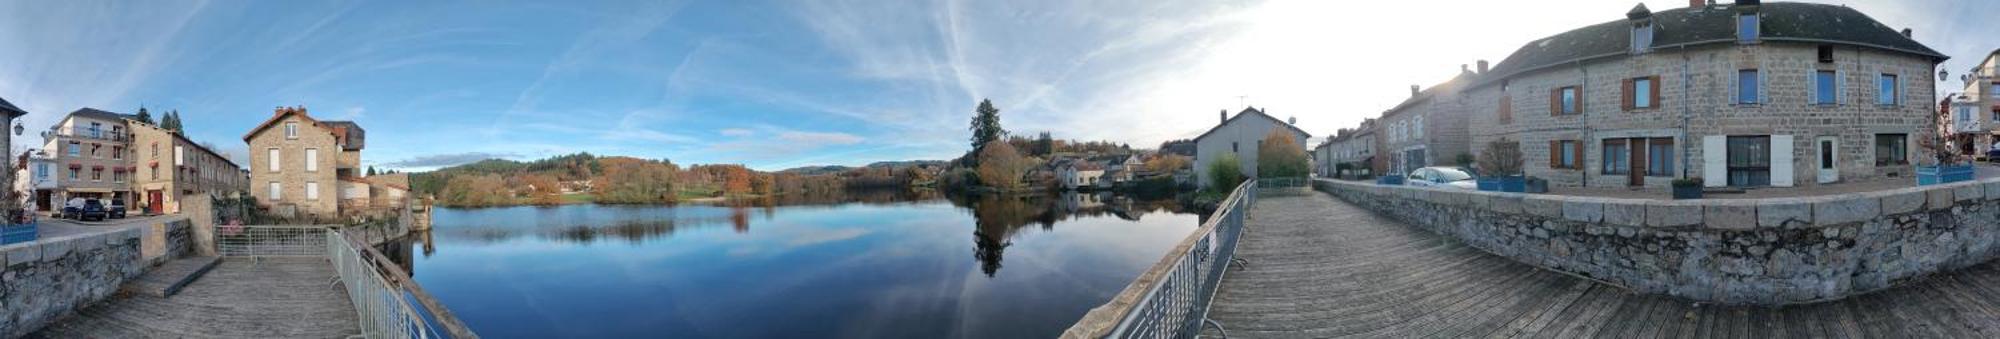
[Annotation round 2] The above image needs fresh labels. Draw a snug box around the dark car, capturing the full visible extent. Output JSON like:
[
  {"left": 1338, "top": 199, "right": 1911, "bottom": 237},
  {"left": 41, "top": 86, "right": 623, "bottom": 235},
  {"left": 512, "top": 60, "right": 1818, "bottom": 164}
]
[
  {"left": 108, "top": 199, "right": 127, "bottom": 219},
  {"left": 77, "top": 199, "right": 109, "bottom": 221}
]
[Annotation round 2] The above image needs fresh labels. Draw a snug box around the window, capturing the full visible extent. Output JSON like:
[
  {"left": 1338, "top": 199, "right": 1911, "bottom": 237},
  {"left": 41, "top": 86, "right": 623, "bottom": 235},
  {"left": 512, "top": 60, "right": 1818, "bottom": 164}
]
[
  {"left": 35, "top": 163, "right": 47, "bottom": 179},
  {"left": 1630, "top": 22, "right": 1653, "bottom": 53},
  {"left": 112, "top": 146, "right": 123, "bottom": 160},
  {"left": 91, "top": 168, "right": 102, "bottom": 181},
  {"left": 1497, "top": 93, "right": 1513, "bottom": 124},
  {"left": 285, "top": 122, "right": 299, "bottom": 139},
  {"left": 150, "top": 166, "right": 157, "bottom": 180},
  {"left": 1814, "top": 70, "right": 1838, "bottom": 105},
  {"left": 1552, "top": 86, "right": 1580, "bottom": 115},
  {"left": 67, "top": 142, "right": 79, "bottom": 156},
  {"left": 269, "top": 182, "right": 282, "bottom": 200},
  {"left": 1877, "top": 74, "right": 1898, "bottom": 106},
  {"left": 1992, "top": 82, "right": 1999, "bottom": 99},
  {"left": 1647, "top": 138, "right": 1674, "bottom": 177},
  {"left": 1231, "top": 142, "right": 1238, "bottom": 153},
  {"left": 1960, "top": 107, "right": 1975, "bottom": 124},
  {"left": 1624, "top": 76, "right": 1659, "bottom": 110},
  {"left": 1737, "top": 13, "right": 1759, "bottom": 42},
  {"left": 306, "top": 182, "right": 320, "bottom": 200},
  {"left": 1727, "top": 136, "right": 1771, "bottom": 187},
  {"left": 1550, "top": 140, "right": 1581, "bottom": 169},
  {"left": 268, "top": 148, "right": 281, "bottom": 172},
  {"left": 89, "top": 144, "right": 99, "bottom": 158},
  {"left": 67, "top": 167, "right": 77, "bottom": 180},
  {"left": 114, "top": 171, "right": 124, "bottom": 183},
  {"left": 1875, "top": 133, "right": 1907, "bottom": 166},
  {"left": 1737, "top": 69, "right": 1760, "bottom": 104},
  {"left": 1817, "top": 45, "right": 1835, "bottom": 63},
  {"left": 175, "top": 146, "right": 185, "bottom": 166},
  {"left": 88, "top": 122, "right": 101, "bottom": 138},
  {"left": 1602, "top": 139, "right": 1629, "bottom": 174}
]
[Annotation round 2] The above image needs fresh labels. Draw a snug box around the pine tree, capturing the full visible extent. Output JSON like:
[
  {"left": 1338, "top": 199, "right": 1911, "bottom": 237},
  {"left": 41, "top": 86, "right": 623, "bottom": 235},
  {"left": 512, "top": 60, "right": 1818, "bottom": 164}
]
[
  {"left": 134, "top": 107, "right": 153, "bottom": 124},
  {"left": 367, "top": 166, "right": 378, "bottom": 176},
  {"left": 164, "top": 110, "right": 184, "bottom": 134},
  {"left": 968, "top": 99, "right": 1006, "bottom": 152}
]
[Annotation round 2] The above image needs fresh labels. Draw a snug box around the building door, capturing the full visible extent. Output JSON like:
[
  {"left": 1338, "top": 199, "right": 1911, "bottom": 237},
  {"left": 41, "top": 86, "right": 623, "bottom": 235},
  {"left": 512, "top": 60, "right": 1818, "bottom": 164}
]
[
  {"left": 1628, "top": 140, "right": 1646, "bottom": 186},
  {"left": 148, "top": 190, "right": 164, "bottom": 214},
  {"left": 1817, "top": 136, "right": 1839, "bottom": 184}
]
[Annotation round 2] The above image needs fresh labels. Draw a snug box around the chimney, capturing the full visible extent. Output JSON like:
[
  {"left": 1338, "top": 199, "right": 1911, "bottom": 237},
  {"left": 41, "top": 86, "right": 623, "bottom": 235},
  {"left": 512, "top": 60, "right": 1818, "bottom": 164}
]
[
  {"left": 1220, "top": 109, "right": 1228, "bottom": 124},
  {"left": 1410, "top": 85, "right": 1421, "bottom": 97},
  {"left": 1901, "top": 28, "right": 1912, "bottom": 38},
  {"left": 1477, "top": 60, "right": 1490, "bottom": 74},
  {"left": 1689, "top": 0, "right": 1704, "bottom": 8}
]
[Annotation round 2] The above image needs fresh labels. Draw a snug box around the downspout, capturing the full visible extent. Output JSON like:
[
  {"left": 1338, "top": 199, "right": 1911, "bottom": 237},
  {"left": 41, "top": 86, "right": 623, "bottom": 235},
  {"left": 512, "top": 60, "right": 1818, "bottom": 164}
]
[
  {"left": 1680, "top": 46, "right": 1693, "bottom": 179},
  {"left": 1580, "top": 61, "right": 1591, "bottom": 187}
]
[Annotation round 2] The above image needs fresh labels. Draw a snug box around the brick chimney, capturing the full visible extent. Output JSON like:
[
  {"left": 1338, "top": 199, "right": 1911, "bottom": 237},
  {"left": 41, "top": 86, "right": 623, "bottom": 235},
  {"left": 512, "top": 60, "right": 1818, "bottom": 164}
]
[
  {"left": 1410, "top": 85, "right": 1420, "bottom": 97},
  {"left": 1477, "top": 60, "right": 1489, "bottom": 74},
  {"left": 1219, "top": 109, "right": 1227, "bottom": 124},
  {"left": 1690, "top": 0, "right": 1704, "bottom": 8},
  {"left": 1901, "top": 28, "right": 1912, "bottom": 38}
]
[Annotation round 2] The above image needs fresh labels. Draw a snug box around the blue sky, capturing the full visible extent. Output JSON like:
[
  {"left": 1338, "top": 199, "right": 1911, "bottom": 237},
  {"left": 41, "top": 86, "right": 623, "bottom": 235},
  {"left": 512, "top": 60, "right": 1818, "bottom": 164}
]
[{"left": 2, "top": 0, "right": 1994, "bottom": 171}]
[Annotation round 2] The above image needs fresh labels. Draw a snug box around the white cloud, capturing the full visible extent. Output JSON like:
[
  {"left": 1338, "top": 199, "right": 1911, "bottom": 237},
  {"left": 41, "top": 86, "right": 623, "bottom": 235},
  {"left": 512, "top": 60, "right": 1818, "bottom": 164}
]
[
  {"left": 720, "top": 128, "right": 755, "bottom": 137},
  {"left": 778, "top": 130, "right": 864, "bottom": 145}
]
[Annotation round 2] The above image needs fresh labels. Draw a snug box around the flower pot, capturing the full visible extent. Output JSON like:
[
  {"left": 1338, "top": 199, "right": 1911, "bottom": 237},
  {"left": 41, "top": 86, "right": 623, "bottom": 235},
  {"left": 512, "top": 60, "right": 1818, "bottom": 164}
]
[
  {"left": 1, "top": 222, "right": 36, "bottom": 245},
  {"left": 1477, "top": 176, "right": 1527, "bottom": 192},
  {"left": 1672, "top": 185, "right": 1703, "bottom": 200},
  {"left": 1917, "top": 165, "right": 1976, "bottom": 185},
  {"left": 1377, "top": 175, "right": 1405, "bottom": 186}
]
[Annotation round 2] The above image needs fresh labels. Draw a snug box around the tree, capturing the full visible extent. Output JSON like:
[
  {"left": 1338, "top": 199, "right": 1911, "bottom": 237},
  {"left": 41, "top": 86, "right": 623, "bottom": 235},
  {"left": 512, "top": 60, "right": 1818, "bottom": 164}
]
[
  {"left": 722, "top": 165, "right": 753, "bottom": 196},
  {"left": 969, "top": 99, "right": 1006, "bottom": 153},
  {"left": 161, "top": 110, "right": 184, "bottom": 135},
  {"left": 975, "top": 141, "right": 1026, "bottom": 188},
  {"left": 1034, "top": 132, "right": 1054, "bottom": 156},
  {"left": 1207, "top": 152, "right": 1245, "bottom": 188},
  {"left": 134, "top": 106, "right": 153, "bottom": 124},
  {"left": 1478, "top": 139, "right": 1524, "bottom": 177},
  {"left": 1145, "top": 154, "right": 1191, "bottom": 173},
  {"left": 1256, "top": 128, "right": 1309, "bottom": 179},
  {"left": 367, "top": 166, "right": 378, "bottom": 176}
]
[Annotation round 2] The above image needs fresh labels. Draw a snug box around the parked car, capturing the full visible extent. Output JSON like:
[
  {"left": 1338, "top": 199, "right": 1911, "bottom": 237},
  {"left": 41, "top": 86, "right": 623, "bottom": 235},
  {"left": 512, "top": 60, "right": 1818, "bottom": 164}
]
[
  {"left": 61, "top": 197, "right": 85, "bottom": 220},
  {"left": 1405, "top": 166, "right": 1478, "bottom": 190},
  {"left": 77, "top": 199, "right": 109, "bottom": 221},
  {"left": 108, "top": 199, "right": 127, "bottom": 219}
]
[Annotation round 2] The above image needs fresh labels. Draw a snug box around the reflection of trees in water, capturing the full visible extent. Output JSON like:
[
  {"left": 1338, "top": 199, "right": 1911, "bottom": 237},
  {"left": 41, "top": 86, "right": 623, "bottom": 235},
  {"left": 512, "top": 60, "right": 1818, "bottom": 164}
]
[
  {"left": 952, "top": 193, "right": 1191, "bottom": 277},
  {"left": 728, "top": 188, "right": 942, "bottom": 207}
]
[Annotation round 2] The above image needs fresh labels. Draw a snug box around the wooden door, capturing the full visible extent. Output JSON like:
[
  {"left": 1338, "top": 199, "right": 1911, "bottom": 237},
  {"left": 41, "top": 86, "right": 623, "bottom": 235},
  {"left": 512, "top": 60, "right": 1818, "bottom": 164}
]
[{"left": 148, "top": 190, "right": 164, "bottom": 214}]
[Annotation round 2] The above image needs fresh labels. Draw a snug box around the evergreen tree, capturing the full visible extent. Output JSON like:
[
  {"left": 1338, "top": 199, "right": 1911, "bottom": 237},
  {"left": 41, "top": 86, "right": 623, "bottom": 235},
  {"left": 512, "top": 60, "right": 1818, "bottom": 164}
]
[
  {"left": 968, "top": 99, "right": 1006, "bottom": 152},
  {"left": 134, "top": 107, "right": 154, "bottom": 124},
  {"left": 1034, "top": 132, "right": 1054, "bottom": 156},
  {"left": 367, "top": 166, "right": 378, "bottom": 176},
  {"left": 164, "top": 110, "right": 184, "bottom": 134}
]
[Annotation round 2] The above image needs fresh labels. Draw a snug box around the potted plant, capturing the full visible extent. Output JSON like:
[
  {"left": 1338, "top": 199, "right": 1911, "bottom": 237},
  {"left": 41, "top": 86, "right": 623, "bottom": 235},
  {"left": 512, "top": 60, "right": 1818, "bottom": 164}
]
[
  {"left": 1475, "top": 139, "right": 1527, "bottom": 192},
  {"left": 1916, "top": 138, "right": 1976, "bottom": 185},
  {"left": 1672, "top": 177, "right": 1704, "bottom": 200}
]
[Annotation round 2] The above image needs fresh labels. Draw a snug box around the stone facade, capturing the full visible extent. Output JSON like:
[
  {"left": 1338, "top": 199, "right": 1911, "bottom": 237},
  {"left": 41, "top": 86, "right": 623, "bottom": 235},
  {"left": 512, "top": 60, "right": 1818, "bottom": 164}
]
[
  {"left": 1951, "top": 51, "right": 2000, "bottom": 157},
  {"left": 40, "top": 109, "right": 137, "bottom": 208},
  {"left": 1469, "top": 42, "right": 1937, "bottom": 189},
  {"left": 1318, "top": 178, "right": 2000, "bottom": 305},
  {"left": 245, "top": 107, "right": 362, "bottom": 217},
  {"left": 128, "top": 121, "right": 246, "bottom": 215},
  {"left": 1, "top": 227, "right": 147, "bottom": 338}
]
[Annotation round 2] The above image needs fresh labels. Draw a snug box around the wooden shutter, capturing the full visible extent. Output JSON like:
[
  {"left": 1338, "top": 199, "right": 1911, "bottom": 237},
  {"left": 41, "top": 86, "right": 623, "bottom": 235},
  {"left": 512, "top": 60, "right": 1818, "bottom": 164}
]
[
  {"left": 1549, "top": 140, "right": 1561, "bottom": 168},
  {"left": 1622, "top": 78, "right": 1635, "bottom": 111},
  {"left": 1549, "top": 88, "right": 1561, "bottom": 116},
  {"left": 1649, "top": 76, "right": 1662, "bottom": 108},
  {"left": 1498, "top": 95, "right": 1512, "bottom": 124},
  {"left": 1571, "top": 141, "right": 1585, "bottom": 169},
  {"left": 1574, "top": 86, "right": 1584, "bottom": 113}
]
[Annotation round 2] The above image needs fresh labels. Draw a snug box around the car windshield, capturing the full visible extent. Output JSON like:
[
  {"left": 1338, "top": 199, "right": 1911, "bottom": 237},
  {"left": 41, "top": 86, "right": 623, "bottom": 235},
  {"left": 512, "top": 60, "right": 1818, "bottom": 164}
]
[
  {"left": 84, "top": 200, "right": 103, "bottom": 207},
  {"left": 1432, "top": 168, "right": 1473, "bottom": 181}
]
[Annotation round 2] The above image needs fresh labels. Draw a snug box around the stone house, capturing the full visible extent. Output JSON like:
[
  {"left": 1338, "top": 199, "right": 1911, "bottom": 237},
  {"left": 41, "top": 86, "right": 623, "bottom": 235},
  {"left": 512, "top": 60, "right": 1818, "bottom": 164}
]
[
  {"left": 244, "top": 106, "right": 367, "bottom": 217},
  {"left": 38, "top": 108, "right": 137, "bottom": 209},
  {"left": 1377, "top": 71, "right": 1475, "bottom": 177},
  {"left": 1054, "top": 159, "right": 1105, "bottom": 190},
  {"left": 1, "top": 97, "right": 25, "bottom": 211},
  {"left": 1192, "top": 107, "right": 1311, "bottom": 188},
  {"left": 127, "top": 119, "right": 246, "bottom": 215},
  {"left": 1465, "top": 1, "right": 1944, "bottom": 189},
  {"left": 1948, "top": 49, "right": 2000, "bottom": 157}
]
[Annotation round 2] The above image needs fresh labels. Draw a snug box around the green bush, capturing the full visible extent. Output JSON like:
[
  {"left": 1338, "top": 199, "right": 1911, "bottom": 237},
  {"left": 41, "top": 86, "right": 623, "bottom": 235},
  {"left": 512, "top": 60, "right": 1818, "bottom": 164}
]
[{"left": 1207, "top": 152, "right": 1245, "bottom": 188}]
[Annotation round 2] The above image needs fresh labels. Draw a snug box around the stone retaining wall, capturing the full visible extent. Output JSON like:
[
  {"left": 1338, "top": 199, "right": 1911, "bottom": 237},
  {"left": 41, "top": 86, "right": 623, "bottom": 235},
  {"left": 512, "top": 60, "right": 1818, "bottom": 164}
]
[
  {"left": 1315, "top": 178, "right": 2000, "bottom": 305},
  {"left": 1, "top": 227, "right": 147, "bottom": 338}
]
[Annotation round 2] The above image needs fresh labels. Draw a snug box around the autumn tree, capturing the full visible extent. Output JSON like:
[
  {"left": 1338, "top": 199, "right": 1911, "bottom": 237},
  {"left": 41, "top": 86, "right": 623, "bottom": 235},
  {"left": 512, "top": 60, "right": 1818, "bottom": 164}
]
[
  {"left": 594, "top": 157, "right": 680, "bottom": 204},
  {"left": 441, "top": 174, "right": 510, "bottom": 207},
  {"left": 1257, "top": 128, "right": 1309, "bottom": 179},
  {"left": 722, "top": 165, "right": 753, "bottom": 196},
  {"left": 1145, "top": 154, "right": 1192, "bottom": 173},
  {"left": 975, "top": 141, "right": 1026, "bottom": 188},
  {"left": 517, "top": 174, "right": 563, "bottom": 205}
]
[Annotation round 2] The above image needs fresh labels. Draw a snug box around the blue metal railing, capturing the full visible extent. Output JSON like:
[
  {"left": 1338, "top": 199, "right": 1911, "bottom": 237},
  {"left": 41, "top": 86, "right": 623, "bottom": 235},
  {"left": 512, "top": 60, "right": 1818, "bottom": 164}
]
[{"left": 1067, "top": 180, "right": 1256, "bottom": 338}]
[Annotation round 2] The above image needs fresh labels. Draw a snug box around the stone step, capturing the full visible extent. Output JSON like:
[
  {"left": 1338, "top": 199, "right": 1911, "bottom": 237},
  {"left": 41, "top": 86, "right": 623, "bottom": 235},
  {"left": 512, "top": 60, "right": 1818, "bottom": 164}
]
[{"left": 122, "top": 256, "right": 221, "bottom": 298}]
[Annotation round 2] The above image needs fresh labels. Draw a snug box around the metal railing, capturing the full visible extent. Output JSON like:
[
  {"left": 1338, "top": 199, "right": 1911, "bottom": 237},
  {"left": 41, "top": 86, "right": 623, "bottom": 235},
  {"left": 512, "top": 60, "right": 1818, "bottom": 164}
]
[
  {"left": 218, "top": 225, "right": 330, "bottom": 257},
  {"left": 218, "top": 225, "right": 476, "bottom": 338},
  {"left": 1066, "top": 180, "right": 1257, "bottom": 338}
]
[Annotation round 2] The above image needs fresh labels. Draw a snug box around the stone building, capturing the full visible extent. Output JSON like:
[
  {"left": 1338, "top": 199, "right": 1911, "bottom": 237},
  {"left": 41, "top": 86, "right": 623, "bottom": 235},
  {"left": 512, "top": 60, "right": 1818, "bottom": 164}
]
[
  {"left": 243, "top": 106, "right": 366, "bottom": 217},
  {"left": 1316, "top": 120, "right": 1377, "bottom": 179},
  {"left": 39, "top": 108, "right": 137, "bottom": 207},
  {"left": 127, "top": 119, "right": 246, "bottom": 215},
  {"left": 1948, "top": 49, "right": 2000, "bottom": 157},
  {"left": 1377, "top": 70, "right": 1476, "bottom": 177},
  {"left": 1192, "top": 107, "right": 1311, "bottom": 188},
  {"left": 1464, "top": 1, "right": 1945, "bottom": 189},
  {"left": 1, "top": 97, "right": 25, "bottom": 210}
]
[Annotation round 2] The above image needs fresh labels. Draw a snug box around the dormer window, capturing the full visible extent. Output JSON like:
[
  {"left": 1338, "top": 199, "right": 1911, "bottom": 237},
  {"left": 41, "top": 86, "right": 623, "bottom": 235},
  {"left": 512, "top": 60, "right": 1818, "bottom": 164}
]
[
  {"left": 1737, "top": 12, "right": 1760, "bottom": 43},
  {"left": 1630, "top": 22, "right": 1653, "bottom": 53}
]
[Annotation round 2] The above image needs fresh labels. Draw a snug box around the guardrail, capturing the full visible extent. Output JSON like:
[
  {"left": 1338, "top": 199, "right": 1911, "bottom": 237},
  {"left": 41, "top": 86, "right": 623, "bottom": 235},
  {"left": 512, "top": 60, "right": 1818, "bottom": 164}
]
[
  {"left": 1064, "top": 180, "right": 1257, "bottom": 338},
  {"left": 220, "top": 225, "right": 477, "bottom": 338}
]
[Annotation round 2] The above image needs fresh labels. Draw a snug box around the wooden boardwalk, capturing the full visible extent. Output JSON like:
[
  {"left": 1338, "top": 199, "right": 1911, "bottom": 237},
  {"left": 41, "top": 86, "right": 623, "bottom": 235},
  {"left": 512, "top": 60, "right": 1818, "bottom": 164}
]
[
  {"left": 1206, "top": 192, "right": 2000, "bottom": 338},
  {"left": 29, "top": 258, "right": 361, "bottom": 338}
]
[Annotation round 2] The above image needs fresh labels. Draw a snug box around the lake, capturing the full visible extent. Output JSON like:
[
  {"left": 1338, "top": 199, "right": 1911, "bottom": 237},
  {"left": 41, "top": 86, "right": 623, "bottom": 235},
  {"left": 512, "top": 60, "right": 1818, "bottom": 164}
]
[{"left": 391, "top": 191, "right": 1200, "bottom": 338}]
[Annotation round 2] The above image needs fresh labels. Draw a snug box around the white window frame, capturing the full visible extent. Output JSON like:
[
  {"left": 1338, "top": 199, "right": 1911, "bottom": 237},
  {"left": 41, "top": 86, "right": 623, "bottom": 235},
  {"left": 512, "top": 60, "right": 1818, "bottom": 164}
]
[
  {"left": 1877, "top": 73, "right": 1899, "bottom": 106},
  {"left": 268, "top": 148, "right": 282, "bottom": 172},
  {"left": 305, "top": 148, "right": 319, "bottom": 172},
  {"left": 269, "top": 182, "right": 282, "bottom": 200},
  {"left": 174, "top": 145, "right": 186, "bottom": 166},
  {"left": 306, "top": 182, "right": 320, "bottom": 200},
  {"left": 285, "top": 122, "right": 299, "bottom": 139}
]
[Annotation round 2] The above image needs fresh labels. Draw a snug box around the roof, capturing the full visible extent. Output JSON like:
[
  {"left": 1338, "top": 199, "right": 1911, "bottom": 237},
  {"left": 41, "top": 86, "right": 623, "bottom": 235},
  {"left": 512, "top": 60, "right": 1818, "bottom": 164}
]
[
  {"left": 1973, "top": 48, "right": 2000, "bottom": 75},
  {"left": 50, "top": 107, "right": 136, "bottom": 132},
  {"left": 1381, "top": 72, "right": 1475, "bottom": 119},
  {"left": 242, "top": 106, "right": 321, "bottom": 141},
  {"left": 0, "top": 96, "right": 24, "bottom": 118},
  {"left": 125, "top": 119, "right": 242, "bottom": 170},
  {"left": 1193, "top": 107, "right": 1313, "bottom": 142},
  {"left": 1476, "top": 2, "right": 1946, "bottom": 89}
]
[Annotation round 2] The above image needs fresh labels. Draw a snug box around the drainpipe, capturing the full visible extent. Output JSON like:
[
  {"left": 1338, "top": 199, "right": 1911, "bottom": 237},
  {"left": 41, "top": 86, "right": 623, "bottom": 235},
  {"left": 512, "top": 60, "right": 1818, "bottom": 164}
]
[
  {"left": 1680, "top": 46, "right": 1693, "bottom": 179},
  {"left": 1580, "top": 61, "right": 1591, "bottom": 187}
]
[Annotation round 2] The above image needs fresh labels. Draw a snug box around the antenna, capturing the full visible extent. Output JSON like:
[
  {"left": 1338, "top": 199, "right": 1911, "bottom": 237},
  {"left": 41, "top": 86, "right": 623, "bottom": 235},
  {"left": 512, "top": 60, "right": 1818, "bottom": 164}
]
[{"left": 1238, "top": 95, "right": 1248, "bottom": 108}]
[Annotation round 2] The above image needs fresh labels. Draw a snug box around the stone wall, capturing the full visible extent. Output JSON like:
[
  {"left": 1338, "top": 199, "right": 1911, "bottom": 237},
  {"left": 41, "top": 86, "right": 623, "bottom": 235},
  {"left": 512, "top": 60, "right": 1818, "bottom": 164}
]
[
  {"left": 1316, "top": 178, "right": 2000, "bottom": 305},
  {"left": 1, "top": 227, "right": 147, "bottom": 338},
  {"left": 139, "top": 219, "right": 193, "bottom": 266}
]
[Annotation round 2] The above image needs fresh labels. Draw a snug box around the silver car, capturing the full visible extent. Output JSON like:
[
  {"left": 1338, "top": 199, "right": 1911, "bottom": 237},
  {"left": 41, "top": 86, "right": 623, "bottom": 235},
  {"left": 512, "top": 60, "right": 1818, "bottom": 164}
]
[{"left": 1405, "top": 167, "right": 1477, "bottom": 190}]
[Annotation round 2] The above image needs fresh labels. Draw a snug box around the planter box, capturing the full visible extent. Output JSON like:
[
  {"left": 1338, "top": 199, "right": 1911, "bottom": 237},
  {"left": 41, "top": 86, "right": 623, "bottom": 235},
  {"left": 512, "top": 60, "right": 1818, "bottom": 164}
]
[
  {"left": 1376, "top": 175, "right": 1405, "bottom": 186},
  {"left": 1917, "top": 165, "right": 1976, "bottom": 185},
  {"left": 1, "top": 222, "right": 36, "bottom": 245},
  {"left": 1672, "top": 185, "right": 1703, "bottom": 200},
  {"left": 1476, "top": 176, "right": 1527, "bottom": 192}
]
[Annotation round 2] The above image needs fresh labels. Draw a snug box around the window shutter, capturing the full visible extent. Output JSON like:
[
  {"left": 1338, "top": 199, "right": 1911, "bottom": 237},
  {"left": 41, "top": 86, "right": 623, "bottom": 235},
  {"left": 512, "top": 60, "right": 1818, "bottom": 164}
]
[
  {"left": 1549, "top": 140, "right": 1561, "bottom": 168},
  {"left": 1703, "top": 136, "right": 1726, "bottom": 187},
  {"left": 1649, "top": 76, "right": 1663, "bottom": 108},
  {"left": 1572, "top": 141, "right": 1585, "bottom": 170},
  {"left": 1836, "top": 70, "right": 1847, "bottom": 106},
  {"left": 1550, "top": 88, "right": 1561, "bottom": 116},
  {"left": 1729, "top": 69, "right": 1740, "bottom": 105},
  {"left": 1622, "top": 78, "right": 1635, "bottom": 111},
  {"left": 1498, "top": 95, "right": 1512, "bottom": 124},
  {"left": 1806, "top": 71, "right": 1817, "bottom": 105},
  {"left": 1575, "top": 86, "right": 1585, "bottom": 113},
  {"left": 1758, "top": 69, "right": 1769, "bottom": 104}
]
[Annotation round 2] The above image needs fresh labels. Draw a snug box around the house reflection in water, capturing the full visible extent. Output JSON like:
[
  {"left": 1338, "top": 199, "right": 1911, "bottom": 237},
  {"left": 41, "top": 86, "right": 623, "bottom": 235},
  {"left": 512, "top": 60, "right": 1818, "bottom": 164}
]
[{"left": 961, "top": 192, "right": 1187, "bottom": 277}]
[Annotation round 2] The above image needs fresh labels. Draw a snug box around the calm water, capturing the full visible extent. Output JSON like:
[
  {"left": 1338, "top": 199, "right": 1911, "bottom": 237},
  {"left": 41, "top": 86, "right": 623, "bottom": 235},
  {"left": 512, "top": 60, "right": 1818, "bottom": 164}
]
[{"left": 395, "top": 192, "right": 1199, "bottom": 338}]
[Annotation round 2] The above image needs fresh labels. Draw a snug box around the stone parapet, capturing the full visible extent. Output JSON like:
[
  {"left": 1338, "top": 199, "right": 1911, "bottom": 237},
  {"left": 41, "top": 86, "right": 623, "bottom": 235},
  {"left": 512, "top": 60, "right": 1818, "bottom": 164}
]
[
  {"left": 1316, "top": 178, "right": 2000, "bottom": 305},
  {"left": 1, "top": 227, "right": 147, "bottom": 338}
]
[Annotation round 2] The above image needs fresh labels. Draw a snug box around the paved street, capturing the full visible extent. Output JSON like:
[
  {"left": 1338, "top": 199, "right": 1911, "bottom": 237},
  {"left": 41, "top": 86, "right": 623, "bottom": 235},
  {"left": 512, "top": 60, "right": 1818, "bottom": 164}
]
[{"left": 1205, "top": 192, "right": 2000, "bottom": 338}]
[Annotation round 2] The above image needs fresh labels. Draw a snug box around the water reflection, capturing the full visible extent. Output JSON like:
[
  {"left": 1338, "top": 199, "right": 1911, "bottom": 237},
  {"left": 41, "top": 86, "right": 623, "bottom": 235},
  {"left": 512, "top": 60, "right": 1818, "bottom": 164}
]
[{"left": 958, "top": 192, "right": 1190, "bottom": 277}]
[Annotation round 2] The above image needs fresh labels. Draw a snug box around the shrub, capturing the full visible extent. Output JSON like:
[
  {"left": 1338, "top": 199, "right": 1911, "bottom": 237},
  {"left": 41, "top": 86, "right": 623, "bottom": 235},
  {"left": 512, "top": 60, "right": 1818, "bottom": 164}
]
[
  {"left": 1256, "top": 128, "right": 1309, "bottom": 179},
  {"left": 1207, "top": 152, "right": 1245, "bottom": 188},
  {"left": 1478, "top": 139, "right": 1524, "bottom": 177}
]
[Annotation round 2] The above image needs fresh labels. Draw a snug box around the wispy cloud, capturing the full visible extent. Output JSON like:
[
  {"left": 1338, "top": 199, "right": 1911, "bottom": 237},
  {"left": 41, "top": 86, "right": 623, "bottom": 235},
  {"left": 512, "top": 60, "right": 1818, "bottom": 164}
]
[{"left": 381, "top": 151, "right": 523, "bottom": 168}]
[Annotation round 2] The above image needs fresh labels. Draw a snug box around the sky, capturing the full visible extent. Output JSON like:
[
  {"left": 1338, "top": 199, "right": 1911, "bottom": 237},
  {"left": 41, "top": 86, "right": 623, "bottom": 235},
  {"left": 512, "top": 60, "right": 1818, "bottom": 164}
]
[{"left": 1, "top": 0, "right": 1994, "bottom": 172}]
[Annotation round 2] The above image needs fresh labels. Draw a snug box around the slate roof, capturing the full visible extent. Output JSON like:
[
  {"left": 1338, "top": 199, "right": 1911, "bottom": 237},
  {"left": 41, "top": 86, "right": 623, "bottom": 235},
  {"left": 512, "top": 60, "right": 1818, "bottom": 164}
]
[
  {"left": 1477, "top": 2, "right": 1945, "bottom": 89},
  {"left": 50, "top": 107, "right": 136, "bottom": 131},
  {"left": 0, "top": 96, "right": 24, "bottom": 118},
  {"left": 1193, "top": 107, "right": 1313, "bottom": 142}
]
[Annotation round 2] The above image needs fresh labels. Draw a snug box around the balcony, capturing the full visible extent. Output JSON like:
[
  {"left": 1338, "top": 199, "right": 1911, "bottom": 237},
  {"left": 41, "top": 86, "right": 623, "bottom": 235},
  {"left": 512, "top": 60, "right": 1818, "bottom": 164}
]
[{"left": 47, "top": 128, "right": 132, "bottom": 143}]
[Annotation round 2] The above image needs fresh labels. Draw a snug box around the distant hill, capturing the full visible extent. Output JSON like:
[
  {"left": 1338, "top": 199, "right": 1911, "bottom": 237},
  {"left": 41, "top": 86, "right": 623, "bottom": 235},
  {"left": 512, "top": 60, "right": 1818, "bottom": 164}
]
[
  {"left": 864, "top": 160, "right": 946, "bottom": 169},
  {"left": 779, "top": 165, "right": 853, "bottom": 175}
]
